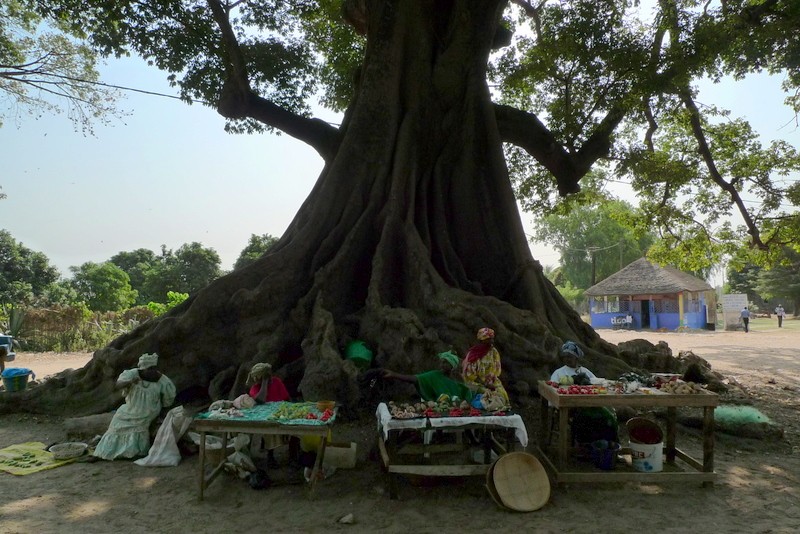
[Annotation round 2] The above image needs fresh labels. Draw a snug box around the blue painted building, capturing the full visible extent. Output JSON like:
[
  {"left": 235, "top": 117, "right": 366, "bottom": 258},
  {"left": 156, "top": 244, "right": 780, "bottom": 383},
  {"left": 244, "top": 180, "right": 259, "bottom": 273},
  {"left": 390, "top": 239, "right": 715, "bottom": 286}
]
[{"left": 584, "top": 258, "right": 716, "bottom": 331}]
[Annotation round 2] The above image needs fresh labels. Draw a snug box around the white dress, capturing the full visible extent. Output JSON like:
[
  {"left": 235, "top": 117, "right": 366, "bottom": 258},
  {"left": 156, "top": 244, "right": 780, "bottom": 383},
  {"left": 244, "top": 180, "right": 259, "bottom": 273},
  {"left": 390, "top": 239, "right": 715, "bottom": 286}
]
[{"left": 93, "top": 369, "right": 176, "bottom": 460}]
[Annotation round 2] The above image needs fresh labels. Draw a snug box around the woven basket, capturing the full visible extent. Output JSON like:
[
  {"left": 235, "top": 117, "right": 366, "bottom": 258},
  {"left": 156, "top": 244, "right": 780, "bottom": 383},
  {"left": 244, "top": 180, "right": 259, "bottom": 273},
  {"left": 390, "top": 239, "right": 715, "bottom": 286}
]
[
  {"left": 49, "top": 442, "right": 88, "bottom": 460},
  {"left": 485, "top": 461, "right": 505, "bottom": 508},
  {"left": 2, "top": 372, "right": 31, "bottom": 393},
  {"left": 490, "top": 452, "right": 550, "bottom": 512},
  {"left": 316, "top": 400, "right": 335, "bottom": 411}
]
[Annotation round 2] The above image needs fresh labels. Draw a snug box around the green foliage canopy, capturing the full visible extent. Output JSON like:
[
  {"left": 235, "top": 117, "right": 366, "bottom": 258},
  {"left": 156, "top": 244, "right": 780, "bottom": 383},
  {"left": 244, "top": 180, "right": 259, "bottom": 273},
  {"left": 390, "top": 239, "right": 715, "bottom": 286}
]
[
  {"left": 69, "top": 261, "right": 137, "bottom": 312},
  {"left": 0, "top": 229, "right": 59, "bottom": 309},
  {"left": 233, "top": 233, "right": 278, "bottom": 270},
  {"left": 0, "top": 0, "right": 120, "bottom": 133},
  {"left": 495, "top": 0, "right": 800, "bottom": 269},
  {"left": 531, "top": 198, "right": 653, "bottom": 288}
]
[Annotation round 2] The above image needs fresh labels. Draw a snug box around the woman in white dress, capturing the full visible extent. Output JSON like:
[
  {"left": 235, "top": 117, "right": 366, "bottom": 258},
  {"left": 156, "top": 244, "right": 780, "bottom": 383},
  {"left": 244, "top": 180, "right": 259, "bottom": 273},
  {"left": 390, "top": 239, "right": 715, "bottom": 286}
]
[{"left": 93, "top": 353, "right": 176, "bottom": 460}]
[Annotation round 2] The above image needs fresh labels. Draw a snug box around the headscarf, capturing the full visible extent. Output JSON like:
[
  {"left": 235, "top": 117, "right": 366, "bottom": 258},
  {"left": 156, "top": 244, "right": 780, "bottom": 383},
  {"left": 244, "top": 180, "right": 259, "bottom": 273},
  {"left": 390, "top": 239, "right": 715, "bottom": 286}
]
[
  {"left": 247, "top": 362, "right": 273, "bottom": 385},
  {"left": 465, "top": 328, "right": 496, "bottom": 365},
  {"left": 561, "top": 341, "right": 584, "bottom": 359},
  {"left": 437, "top": 350, "right": 460, "bottom": 370},
  {"left": 476, "top": 327, "right": 495, "bottom": 341},
  {"left": 138, "top": 353, "right": 159, "bottom": 369}
]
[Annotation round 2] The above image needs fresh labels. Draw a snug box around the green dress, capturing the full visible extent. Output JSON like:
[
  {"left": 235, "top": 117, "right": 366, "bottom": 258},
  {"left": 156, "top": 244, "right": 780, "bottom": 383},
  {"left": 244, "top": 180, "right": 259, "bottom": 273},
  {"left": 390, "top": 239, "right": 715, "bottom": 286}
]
[
  {"left": 93, "top": 369, "right": 176, "bottom": 460},
  {"left": 415, "top": 370, "right": 474, "bottom": 402}
]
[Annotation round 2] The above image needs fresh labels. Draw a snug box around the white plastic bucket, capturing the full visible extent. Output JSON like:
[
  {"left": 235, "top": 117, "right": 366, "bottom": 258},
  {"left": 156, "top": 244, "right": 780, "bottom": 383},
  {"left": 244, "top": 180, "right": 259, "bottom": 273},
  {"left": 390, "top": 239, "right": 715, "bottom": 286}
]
[{"left": 629, "top": 441, "right": 663, "bottom": 472}]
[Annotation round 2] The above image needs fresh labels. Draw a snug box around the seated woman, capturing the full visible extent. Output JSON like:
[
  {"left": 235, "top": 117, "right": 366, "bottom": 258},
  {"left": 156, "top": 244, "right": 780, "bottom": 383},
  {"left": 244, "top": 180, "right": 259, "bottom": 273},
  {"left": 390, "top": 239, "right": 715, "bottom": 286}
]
[
  {"left": 246, "top": 362, "right": 290, "bottom": 467},
  {"left": 247, "top": 362, "right": 290, "bottom": 404},
  {"left": 382, "top": 350, "right": 473, "bottom": 402},
  {"left": 550, "top": 341, "right": 618, "bottom": 446},
  {"left": 550, "top": 341, "right": 597, "bottom": 384},
  {"left": 462, "top": 327, "right": 509, "bottom": 405},
  {"left": 93, "top": 352, "right": 176, "bottom": 460}
]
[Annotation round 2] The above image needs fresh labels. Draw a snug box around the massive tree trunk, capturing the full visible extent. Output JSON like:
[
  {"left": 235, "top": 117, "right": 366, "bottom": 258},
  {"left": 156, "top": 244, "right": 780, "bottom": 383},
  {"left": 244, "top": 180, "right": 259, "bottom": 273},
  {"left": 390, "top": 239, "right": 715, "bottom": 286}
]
[{"left": 1, "top": 1, "right": 627, "bottom": 416}]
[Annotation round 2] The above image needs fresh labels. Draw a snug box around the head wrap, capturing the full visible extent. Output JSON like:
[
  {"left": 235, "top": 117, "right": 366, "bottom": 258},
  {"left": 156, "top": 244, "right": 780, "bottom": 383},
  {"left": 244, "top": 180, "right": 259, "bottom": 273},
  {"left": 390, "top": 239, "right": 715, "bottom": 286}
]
[
  {"left": 138, "top": 353, "right": 159, "bottom": 369},
  {"left": 247, "top": 362, "right": 273, "bottom": 385},
  {"left": 561, "top": 341, "right": 584, "bottom": 359},
  {"left": 476, "top": 327, "right": 495, "bottom": 341},
  {"left": 437, "top": 350, "right": 460, "bottom": 369}
]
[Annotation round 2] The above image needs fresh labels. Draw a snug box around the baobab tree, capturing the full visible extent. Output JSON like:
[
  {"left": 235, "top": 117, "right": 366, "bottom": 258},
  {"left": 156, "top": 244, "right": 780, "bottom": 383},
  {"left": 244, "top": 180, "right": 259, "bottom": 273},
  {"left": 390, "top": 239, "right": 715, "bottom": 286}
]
[{"left": 4, "top": 0, "right": 798, "bottom": 415}]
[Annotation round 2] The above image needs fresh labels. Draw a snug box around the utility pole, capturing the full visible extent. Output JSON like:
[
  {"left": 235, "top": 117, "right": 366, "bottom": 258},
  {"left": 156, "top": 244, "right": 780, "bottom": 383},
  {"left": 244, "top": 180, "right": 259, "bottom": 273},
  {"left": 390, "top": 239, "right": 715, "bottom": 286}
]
[{"left": 588, "top": 247, "right": 599, "bottom": 285}]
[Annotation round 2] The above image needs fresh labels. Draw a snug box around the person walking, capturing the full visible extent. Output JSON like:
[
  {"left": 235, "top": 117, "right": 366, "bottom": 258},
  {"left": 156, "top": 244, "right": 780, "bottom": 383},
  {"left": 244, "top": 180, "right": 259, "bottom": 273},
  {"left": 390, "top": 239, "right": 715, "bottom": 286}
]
[
  {"left": 775, "top": 304, "right": 786, "bottom": 328},
  {"left": 740, "top": 306, "right": 750, "bottom": 333}
]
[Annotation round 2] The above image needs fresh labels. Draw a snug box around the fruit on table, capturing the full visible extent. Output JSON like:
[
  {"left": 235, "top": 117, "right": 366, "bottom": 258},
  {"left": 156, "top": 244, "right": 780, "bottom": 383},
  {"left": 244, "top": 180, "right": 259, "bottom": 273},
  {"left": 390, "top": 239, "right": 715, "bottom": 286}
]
[
  {"left": 660, "top": 380, "right": 704, "bottom": 394},
  {"left": 558, "top": 375, "right": 575, "bottom": 385}
]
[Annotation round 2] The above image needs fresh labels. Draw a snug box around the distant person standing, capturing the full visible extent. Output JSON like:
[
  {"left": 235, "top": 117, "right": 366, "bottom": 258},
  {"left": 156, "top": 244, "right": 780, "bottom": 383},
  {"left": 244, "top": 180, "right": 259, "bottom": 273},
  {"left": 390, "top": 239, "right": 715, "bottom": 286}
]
[
  {"left": 740, "top": 306, "right": 750, "bottom": 333},
  {"left": 775, "top": 304, "right": 786, "bottom": 328}
]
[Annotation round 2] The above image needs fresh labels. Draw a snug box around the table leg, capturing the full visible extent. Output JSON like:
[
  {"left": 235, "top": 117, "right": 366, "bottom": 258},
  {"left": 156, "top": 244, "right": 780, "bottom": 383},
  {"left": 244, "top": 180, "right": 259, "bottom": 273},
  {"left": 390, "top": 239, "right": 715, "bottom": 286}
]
[
  {"left": 666, "top": 407, "right": 677, "bottom": 463},
  {"left": 558, "top": 408, "right": 569, "bottom": 469},
  {"left": 308, "top": 433, "right": 327, "bottom": 496},
  {"left": 198, "top": 430, "right": 206, "bottom": 501},
  {"left": 702, "top": 406, "right": 715, "bottom": 487},
  {"left": 539, "top": 396, "right": 548, "bottom": 449}
]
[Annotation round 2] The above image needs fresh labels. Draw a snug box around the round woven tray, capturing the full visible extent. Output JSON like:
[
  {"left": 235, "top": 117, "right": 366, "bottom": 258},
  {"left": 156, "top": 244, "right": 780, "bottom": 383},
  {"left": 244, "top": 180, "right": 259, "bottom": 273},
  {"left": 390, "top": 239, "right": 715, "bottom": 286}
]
[
  {"left": 49, "top": 442, "right": 88, "bottom": 460},
  {"left": 490, "top": 452, "right": 550, "bottom": 512}
]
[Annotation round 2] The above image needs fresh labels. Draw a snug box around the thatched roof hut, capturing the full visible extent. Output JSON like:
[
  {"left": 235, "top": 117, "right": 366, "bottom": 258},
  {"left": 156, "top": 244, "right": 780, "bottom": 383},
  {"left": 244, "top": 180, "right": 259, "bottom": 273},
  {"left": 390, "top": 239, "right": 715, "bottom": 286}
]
[
  {"left": 585, "top": 258, "right": 712, "bottom": 297},
  {"left": 585, "top": 258, "right": 715, "bottom": 331}
]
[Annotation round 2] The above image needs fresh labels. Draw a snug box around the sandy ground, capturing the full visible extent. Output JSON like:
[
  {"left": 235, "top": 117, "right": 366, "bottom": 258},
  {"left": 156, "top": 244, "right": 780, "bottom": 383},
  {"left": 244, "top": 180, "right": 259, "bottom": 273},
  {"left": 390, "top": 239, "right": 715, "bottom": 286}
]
[{"left": 1, "top": 325, "right": 799, "bottom": 533}]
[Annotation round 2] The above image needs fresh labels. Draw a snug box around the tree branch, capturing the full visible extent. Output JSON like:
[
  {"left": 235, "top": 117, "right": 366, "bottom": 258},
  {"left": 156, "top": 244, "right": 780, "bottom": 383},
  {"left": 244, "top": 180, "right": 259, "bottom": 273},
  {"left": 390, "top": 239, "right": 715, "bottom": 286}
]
[
  {"left": 206, "top": 0, "right": 340, "bottom": 160},
  {"left": 495, "top": 102, "right": 625, "bottom": 196},
  {"left": 494, "top": 103, "right": 582, "bottom": 195},
  {"left": 678, "top": 88, "right": 766, "bottom": 249}
]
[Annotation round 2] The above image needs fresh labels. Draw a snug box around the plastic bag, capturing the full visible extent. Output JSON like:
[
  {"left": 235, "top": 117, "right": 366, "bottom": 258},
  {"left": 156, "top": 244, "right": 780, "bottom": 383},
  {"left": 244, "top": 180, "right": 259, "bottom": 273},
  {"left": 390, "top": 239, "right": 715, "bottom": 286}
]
[{"left": 135, "top": 406, "right": 193, "bottom": 467}]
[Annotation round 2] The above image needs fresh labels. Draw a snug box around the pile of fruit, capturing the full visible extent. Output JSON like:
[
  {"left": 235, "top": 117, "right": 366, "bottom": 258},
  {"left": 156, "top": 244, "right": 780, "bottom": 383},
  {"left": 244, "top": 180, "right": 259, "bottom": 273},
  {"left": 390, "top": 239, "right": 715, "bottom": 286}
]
[
  {"left": 387, "top": 398, "right": 496, "bottom": 419},
  {"left": 269, "top": 402, "right": 335, "bottom": 421},
  {"left": 659, "top": 380, "right": 705, "bottom": 394},
  {"left": 546, "top": 381, "right": 607, "bottom": 395}
]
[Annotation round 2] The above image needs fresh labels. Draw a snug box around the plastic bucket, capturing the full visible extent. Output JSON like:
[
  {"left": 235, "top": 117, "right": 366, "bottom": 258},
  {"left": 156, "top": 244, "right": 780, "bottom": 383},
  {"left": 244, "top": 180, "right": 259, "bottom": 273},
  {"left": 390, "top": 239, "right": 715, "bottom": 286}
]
[
  {"left": 629, "top": 441, "right": 663, "bottom": 472},
  {"left": 626, "top": 418, "right": 663, "bottom": 444},
  {"left": 626, "top": 417, "right": 664, "bottom": 472},
  {"left": 2, "top": 370, "right": 32, "bottom": 392},
  {"left": 590, "top": 440, "right": 621, "bottom": 470},
  {"left": 344, "top": 340, "right": 373, "bottom": 370}
]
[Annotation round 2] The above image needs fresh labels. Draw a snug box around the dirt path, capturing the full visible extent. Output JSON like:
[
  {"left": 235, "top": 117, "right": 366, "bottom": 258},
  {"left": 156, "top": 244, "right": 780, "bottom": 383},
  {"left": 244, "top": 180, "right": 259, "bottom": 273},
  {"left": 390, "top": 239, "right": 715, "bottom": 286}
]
[
  {"left": 7, "top": 352, "right": 93, "bottom": 382},
  {"left": 598, "top": 325, "right": 800, "bottom": 383}
]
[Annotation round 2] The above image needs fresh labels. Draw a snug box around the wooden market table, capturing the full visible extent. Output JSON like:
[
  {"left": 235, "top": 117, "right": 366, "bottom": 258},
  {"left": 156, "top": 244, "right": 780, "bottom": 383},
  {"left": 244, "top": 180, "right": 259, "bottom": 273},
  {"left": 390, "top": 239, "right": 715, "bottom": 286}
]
[
  {"left": 375, "top": 402, "right": 528, "bottom": 498},
  {"left": 536, "top": 380, "right": 718, "bottom": 486},
  {"left": 192, "top": 402, "right": 335, "bottom": 500}
]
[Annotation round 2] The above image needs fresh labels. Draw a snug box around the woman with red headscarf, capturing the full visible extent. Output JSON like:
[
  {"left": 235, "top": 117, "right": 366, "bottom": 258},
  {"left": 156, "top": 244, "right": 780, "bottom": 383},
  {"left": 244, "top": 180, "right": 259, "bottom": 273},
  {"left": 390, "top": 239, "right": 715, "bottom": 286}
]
[{"left": 462, "top": 327, "right": 509, "bottom": 405}]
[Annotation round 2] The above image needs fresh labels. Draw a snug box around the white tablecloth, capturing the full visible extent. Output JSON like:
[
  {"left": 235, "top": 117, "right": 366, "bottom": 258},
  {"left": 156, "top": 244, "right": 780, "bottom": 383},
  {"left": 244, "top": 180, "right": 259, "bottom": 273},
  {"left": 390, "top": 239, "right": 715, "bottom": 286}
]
[{"left": 375, "top": 403, "right": 528, "bottom": 447}]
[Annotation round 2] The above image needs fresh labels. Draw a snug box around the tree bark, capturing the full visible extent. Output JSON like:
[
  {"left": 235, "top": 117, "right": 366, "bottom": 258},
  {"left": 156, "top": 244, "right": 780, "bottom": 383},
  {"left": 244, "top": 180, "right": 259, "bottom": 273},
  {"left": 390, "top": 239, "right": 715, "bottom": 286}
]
[{"left": 1, "top": 0, "right": 629, "bottom": 416}]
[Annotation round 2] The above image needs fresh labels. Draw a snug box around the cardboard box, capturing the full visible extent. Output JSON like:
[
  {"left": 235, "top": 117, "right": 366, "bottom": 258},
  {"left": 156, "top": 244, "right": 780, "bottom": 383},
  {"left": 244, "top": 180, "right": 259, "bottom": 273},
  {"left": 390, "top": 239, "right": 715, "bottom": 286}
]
[{"left": 324, "top": 442, "right": 357, "bottom": 469}]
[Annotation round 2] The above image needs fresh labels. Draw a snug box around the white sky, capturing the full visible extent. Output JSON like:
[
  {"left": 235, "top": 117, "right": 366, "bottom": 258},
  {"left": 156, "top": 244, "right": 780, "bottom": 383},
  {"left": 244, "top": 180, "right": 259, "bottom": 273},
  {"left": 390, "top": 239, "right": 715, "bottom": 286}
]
[{"left": 1, "top": 54, "right": 797, "bottom": 279}]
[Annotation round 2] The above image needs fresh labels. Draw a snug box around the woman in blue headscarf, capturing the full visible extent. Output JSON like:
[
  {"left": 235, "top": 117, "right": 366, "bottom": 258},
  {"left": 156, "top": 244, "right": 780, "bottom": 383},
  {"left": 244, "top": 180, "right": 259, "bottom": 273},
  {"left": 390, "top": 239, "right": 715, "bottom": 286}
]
[
  {"left": 550, "top": 341, "right": 597, "bottom": 383},
  {"left": 549, "top": 341, "right": 617, "bottom": 445}
]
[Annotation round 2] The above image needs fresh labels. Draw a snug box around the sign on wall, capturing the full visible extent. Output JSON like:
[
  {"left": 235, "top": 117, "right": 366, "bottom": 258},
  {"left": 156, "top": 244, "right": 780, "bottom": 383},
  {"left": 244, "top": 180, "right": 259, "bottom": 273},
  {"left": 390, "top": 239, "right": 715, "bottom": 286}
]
[{"left": 720, "top": 293, "right": 748, "bottom": 331}]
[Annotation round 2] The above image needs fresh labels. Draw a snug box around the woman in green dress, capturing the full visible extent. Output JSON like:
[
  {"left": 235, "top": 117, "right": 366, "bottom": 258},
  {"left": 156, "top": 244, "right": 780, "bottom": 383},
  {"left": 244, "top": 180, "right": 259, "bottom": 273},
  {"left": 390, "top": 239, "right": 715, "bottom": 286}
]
[
  {"left": 93, "top": 353, "right": 176, "bottom": 460},
  {"left": 382, "top": 350, "right": 473, "bottom": 402}
]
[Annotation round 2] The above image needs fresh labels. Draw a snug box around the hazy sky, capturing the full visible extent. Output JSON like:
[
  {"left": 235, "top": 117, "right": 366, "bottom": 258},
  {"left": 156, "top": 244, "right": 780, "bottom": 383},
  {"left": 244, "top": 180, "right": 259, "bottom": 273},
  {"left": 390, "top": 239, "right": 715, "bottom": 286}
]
[{"left": 1, "top": 53, "right": 797, "bottom": 279}]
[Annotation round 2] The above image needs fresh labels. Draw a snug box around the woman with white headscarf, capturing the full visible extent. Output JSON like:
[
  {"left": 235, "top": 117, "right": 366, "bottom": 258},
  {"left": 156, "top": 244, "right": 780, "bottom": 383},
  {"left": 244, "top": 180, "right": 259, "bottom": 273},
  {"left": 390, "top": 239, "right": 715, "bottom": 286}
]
[{"left": 93, "top": 353, "right": 176, "bottom": 460}]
